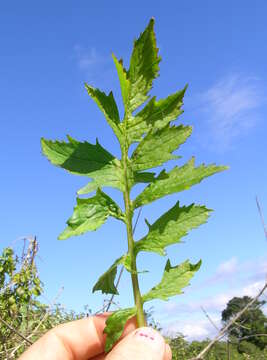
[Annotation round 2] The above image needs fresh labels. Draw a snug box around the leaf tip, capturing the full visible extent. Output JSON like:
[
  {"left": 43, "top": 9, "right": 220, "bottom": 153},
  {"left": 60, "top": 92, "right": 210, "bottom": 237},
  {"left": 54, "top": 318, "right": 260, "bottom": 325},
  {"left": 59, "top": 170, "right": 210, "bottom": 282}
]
[
  {"left": 193, "top": 259, "right": 202, "bottom": 271},
  {"left": 165, "top": 259, "right": 171, "bottom": 271},
  {"left": 58, "top": 232, "right": 67, "bottom": 241},
  {"left": 144, "top": 218, "right": 151, "bottom": 228},
  {"left": 40, "top": 137, "right": 48, "bottom": 149}
]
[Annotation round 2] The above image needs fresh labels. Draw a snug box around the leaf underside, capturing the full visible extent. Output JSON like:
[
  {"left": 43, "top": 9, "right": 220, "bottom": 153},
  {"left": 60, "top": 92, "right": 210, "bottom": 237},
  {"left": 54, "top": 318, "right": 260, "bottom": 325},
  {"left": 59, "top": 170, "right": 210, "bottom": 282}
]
[
  {"left": 126, "top": 86, "right": 187, "bottom": 144},
  {"left": 104, "top": 307, "right": 137, "bottom": 352},
  {"left": 127, "top": 18, "right": 161, "bottom": 113},
  {"left": 93, "top": 254, "right": 132, "bottom": 295},
  {"left": 131, "top": 125, "right": 192, "bottom": 171},
  {"left": 41, "top": 136, "right": 124, "bottom": 192},
  {"left": 58, "top": 189, "right": 124, "bottom": 240},
  {"left": 134, "top": 158, "right": 228, "bottom": 208},
  {"left": 85, "top": 85, "right": 122, "bottom": 142},
  {"left": 142, "top": 259, "right": 201, "bottom": 302},
  {"left": 134, "top": 202, "right": 212, "bottom": 256}
]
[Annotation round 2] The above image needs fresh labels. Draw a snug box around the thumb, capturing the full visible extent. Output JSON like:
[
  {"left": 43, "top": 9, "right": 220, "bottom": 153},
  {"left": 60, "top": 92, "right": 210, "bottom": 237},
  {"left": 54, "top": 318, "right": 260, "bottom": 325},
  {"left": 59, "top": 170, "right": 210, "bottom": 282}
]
[{"left": 106, "top": 327, "right": 172, "bottom": 360}]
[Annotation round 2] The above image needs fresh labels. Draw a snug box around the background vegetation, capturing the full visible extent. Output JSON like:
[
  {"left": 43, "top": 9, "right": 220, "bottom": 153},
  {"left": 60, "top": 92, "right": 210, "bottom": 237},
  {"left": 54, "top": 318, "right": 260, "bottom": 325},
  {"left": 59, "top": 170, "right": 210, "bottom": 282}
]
[{"left": 0, "top": 240, "right": 266, "bottom": 359}]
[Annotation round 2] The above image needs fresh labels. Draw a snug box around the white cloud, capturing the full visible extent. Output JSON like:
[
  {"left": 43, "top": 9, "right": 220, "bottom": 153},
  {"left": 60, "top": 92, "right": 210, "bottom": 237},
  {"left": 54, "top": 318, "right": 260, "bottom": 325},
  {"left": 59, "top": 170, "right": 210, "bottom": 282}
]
[
  {"left": 242, "top": 280, "right": 265, "bottom": 297},
  {"left": 73, "top": 45, "right": 113, "bottom": 88},
  {"left": 206, "top": 257, "right": 239, "bottom": 285},
  {"left": 202, "top": 257, "right": 267, "bottom": 288},
  {"left": 74, "top": 46, "right": 105, "bottom": 70},
  {"left": 199, "top": 74, "right": 266, "bottom": 150},
  {"left": 162, "top": 292, "right": 232, "bottom": 316},
  {"left": 216, "top": 257, "right": 238, "bottom": 275},
  {"left": 164, "top": 317, "right": 220, "bottom": 341}
]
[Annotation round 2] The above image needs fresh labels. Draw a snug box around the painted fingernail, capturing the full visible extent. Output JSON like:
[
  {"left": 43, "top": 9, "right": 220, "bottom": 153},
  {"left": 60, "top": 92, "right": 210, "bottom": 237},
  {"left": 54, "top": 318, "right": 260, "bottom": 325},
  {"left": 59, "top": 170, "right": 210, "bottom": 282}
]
[{"left": 134, "top": 327, "right": 165, "bottom": 351}]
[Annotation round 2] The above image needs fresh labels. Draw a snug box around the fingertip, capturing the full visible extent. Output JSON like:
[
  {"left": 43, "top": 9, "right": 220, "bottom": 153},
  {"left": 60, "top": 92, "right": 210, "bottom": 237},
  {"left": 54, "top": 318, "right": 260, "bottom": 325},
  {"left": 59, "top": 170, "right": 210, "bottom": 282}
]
[
  {"left": 122, "top": 316, "right": 138, "bottom": 336},
  {"left": 18, "top": 314, "right": 137, "bottom": 360},
  {"left": 164, "top": 343, "right": 172, "bottom": 360},
  {"left": 106, "top": 327, "right": 166, "bottom": 360}
]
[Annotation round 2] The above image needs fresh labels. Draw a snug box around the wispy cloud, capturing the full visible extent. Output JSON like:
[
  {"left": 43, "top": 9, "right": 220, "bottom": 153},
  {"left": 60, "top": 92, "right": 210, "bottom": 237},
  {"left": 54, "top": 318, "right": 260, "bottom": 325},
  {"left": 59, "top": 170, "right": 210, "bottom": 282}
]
[
  {"left": 165, "top": 316, "right": 220, "bottom": 341},
  {"left": 74, "top": 46, "right": 105, "bottom": 70},
  {"left": 198, "top": 74, "right": 266, "bottom": 150},
  {"left": 207, "top": 257, "right": 239, "bottom": 284},
  {"left": 73, "top": 45, "right": 114, "bottom": 88},
  {"left": 163, "top": 293, "right": 231, "bottom": 315},
  {"left": 199, "top": 256, "right": 267, "bottom": 290},
  {"left": 210, "top": 257, "right": 267, "bottom": 286}
]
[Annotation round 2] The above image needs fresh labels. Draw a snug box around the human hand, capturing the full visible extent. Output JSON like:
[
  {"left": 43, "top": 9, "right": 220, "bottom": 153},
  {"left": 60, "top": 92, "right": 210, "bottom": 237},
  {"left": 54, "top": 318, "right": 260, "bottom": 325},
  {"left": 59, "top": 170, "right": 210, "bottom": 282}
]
[{"left": 18, "top": 313, "right": 172, "bottom": 360}]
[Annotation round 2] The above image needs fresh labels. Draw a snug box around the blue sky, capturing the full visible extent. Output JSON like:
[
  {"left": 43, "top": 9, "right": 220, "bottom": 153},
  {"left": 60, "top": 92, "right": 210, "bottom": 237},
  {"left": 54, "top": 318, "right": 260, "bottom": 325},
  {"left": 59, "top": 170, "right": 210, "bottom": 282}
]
[{"left": 1, "top": 1, "right": 267, "bottom": 340}]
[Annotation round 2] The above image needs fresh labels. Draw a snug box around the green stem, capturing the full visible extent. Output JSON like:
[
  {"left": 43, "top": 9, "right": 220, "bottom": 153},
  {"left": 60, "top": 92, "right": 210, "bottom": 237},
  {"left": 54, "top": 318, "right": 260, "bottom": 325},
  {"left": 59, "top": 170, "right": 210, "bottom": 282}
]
[{"left": 122, "top": 145, "right": 146, "bottom": 328}]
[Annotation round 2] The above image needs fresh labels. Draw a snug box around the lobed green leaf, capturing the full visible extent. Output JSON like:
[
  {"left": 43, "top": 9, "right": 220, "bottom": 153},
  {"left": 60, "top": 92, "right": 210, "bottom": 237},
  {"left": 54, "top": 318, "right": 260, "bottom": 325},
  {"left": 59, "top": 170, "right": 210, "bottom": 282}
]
[
  {"left": 134, "top": 158, "right": 228, "bottom": 208},
  {"left": 79, "top": 168, "right": 155, "bottom": 194},
  {"left": 85, "top": 85, "right": 122, "bottom": 142},
  {"left": 58, "top": 189, "right": 124, "bottom": 240},
  {"left": 126, "top": 161, "right": 156, "bottom": 189},
  {"left": 127, "top": 18, "right": 160, "bottom": 113},
  {"left": 142, "top": 259, "right": 201, "bottom": 302},
  {"left": 41, "top": 136, "right": 124, "bottom": 193},
  {"left": 104, "top": 307, "right": 137, "bottom": 352},
  {"left": 133, "top": 171, "right": 156, "bottom": 184},
  {"left": 131, "top": 125, "right": 192, "bottom": 171},
  {"left": 127, "top": 86, "right": 187, "bottom": 143},
  {"left": 93, "top": 262, "right": 118, "bottom": 295},
  {"left": 114, "top": 18, "right": 160, "bottom": 115},
  {"left": 134, "top": 202, "right": 212, "bottom": 256},
  {"left": 112, "top": 54, "right": 130, "bottom": 111},
  {"left": 93, "top": 254, "right": 132, "bottom": 295}
]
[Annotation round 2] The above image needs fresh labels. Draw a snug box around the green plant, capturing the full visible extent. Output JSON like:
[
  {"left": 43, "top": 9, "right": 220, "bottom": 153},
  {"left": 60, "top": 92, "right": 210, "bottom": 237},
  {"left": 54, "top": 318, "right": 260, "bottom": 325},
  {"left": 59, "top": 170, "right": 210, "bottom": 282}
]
[
  {"left": 41, "top": 18, "right": 227, "bottom": 351},
  {"left": 222, "top": 296, "right": 267, "bottom": 350},
  {"left": 169, "top": 336, "right": 267, "bottom": 360},
  {"left": 0, "top": 240, "right": 43, "bottom": 355},
  {"left": 0, "top": 240, "right": 89, "bottom": 358}
]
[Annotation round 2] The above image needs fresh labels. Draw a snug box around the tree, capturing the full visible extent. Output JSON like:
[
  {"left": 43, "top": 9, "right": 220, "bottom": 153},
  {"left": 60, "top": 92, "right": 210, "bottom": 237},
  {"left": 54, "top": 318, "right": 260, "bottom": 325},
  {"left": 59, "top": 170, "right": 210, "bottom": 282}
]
[{"left": 222, "top": 296, "right": 267, "bottom": 350}]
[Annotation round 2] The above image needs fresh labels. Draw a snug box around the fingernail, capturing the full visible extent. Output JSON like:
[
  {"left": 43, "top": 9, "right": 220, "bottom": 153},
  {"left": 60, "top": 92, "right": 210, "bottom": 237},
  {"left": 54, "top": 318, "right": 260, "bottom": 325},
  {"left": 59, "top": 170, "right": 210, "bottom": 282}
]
[{"left": 134, "top": 327, "right": 165, "bottom": 352}]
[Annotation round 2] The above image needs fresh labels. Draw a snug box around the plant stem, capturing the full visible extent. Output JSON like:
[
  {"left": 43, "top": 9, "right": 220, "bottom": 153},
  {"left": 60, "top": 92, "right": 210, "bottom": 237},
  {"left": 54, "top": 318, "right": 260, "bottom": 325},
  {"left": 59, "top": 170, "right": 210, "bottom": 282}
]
[{"left": 122, "top": 145, "right": 146, "bottom": 327}]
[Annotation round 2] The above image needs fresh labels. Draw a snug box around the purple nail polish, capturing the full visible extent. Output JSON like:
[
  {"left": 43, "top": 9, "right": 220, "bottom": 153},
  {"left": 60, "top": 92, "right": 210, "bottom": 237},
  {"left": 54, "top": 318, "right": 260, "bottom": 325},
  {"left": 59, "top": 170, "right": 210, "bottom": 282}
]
[{"left": 134, "top": 327, "right": 165, "bottom": 353}]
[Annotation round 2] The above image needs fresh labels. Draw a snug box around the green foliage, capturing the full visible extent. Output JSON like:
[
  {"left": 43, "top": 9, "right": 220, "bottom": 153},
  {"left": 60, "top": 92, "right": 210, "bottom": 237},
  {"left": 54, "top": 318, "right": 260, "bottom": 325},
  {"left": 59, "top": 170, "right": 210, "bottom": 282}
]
[
  {"left": 0, "top": 243, "right": 89, "bottom": 358},
  {"left": 169, "top": 336, "right": 267, "bottom": 360},
  {"left": 104, "top": 307, "right": 137, "bottom": 352},
  {"left": 85, "top": 85, "right": 121, "bottom": 141},
  {"left": 59, "top": 189, "right": 125, "bottom": 240},
  {"left": 131, "top": 124, "right": 191, "bottom": 171},
  {"left": 222, "top": 296, "right": 267, "bottom": 350},
  {"left": 41, "top": 18, "right": 227, "bottom": 351},
  {"left": 134, "top": 158, "right": 225, "bottom": 208},
  {"left": 134, "top": 202, "right": 211, "bottom": 256},
  {"left": 0, "top": 243, "right": 43, "bottom": 322},
  {"left": 142, "top": 259, "right": 201, "bottom": 302},
  {"left": 41, "top": 136, "right": 124, "bottom": 193},
  {"left": 238, "top": 340, "right": 262, "bottom": 355},
  {"left": 92, "top": 254, "right": 132, "bottom": 295}
]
